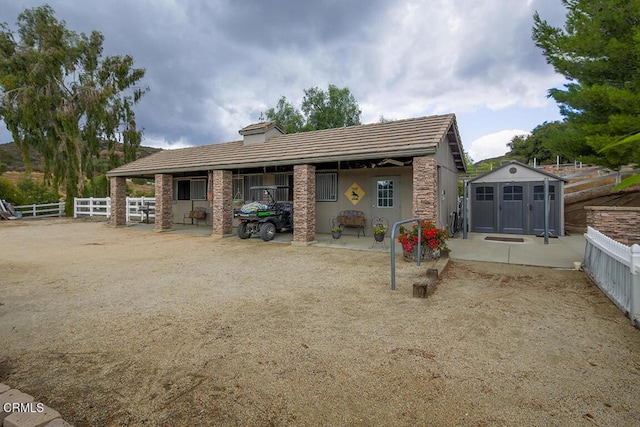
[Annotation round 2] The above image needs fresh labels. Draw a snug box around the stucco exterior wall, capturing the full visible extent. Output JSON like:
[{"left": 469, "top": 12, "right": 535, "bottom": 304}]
[
  {"left": 173, "top": 200, "right": 211, "bottom": 225},
  {"left": 314, "top": 166, "right": 414, "bottom": 234},
  {"left": 434, "top": 136, "right": 463, "bottom": 230}
]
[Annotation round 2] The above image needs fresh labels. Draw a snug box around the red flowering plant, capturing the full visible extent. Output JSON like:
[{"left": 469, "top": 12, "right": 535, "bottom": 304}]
[{"left": 397, "top": 220, "right": 449, "bottom": 254}]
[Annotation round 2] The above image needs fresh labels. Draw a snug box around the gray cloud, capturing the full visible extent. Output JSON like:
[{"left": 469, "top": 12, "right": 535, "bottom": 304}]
[{"left": 0, "top": 0, "right": 568, "bottom": 155}]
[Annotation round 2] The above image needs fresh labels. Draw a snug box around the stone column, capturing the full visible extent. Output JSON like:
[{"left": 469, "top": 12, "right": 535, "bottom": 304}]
[
  {"left": 413, "top": 156, "right": 438, "bottom": 222},
  {"left": 154, "top": 173, "right": 173, "bottom": 231},
  {"left": 109, "top": 176, "right": 127, "bottom": 227},
  {"left": 293, "top": 164, "right": 316, "bottom": 243},
  {"left": 212, "top": 170, "right": 233, "bottom": 236}
]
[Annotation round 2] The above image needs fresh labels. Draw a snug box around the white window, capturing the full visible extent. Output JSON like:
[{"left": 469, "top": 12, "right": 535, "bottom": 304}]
[{"left": 376, "top": 179, "right": 394, "bottom": 208}]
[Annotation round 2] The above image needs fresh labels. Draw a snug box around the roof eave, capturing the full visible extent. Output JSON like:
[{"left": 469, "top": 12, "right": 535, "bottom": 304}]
[{"left": 106, "top": 147, "right": 437, "bottom": 177}]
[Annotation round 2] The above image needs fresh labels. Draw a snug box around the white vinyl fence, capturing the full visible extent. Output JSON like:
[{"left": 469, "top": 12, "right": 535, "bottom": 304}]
[
  {"left": 583, "top": 226, "right": 640, "bottom": 327},
  {"left": 74, "top": 197, "right": 110, "bottom": 218},
  {"left": 14, "top": 202, "right": 65, "bottom": 218},
  {"left": 74, "top": 197, "right": 156, "bottom": 223}
]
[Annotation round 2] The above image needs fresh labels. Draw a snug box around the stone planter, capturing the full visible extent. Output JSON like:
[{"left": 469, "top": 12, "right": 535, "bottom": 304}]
[{"left": 402, "top": 245, "right": 436, "bottom": 262}]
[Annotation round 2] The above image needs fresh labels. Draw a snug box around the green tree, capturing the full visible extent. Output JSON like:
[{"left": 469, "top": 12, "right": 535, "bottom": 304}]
[
  {"left": 264, "top": 84, "right": 361, "bottom": 133},
  {"left": 507, "top": 121, "right": 587, "bottom": 165},
  {"left": 532, "top": 0, "right": 640, "bottom": 180},
  {"left": 603, "top": 132, "right": 640, "bottom": 189},
  {"left": 301, "top": 85, "right": 361, "bottom": 130},
  {"left": 0, "top": 5, "right": 148, "bottom": 214},
  {"left": 264, "top": 96, "right": 304, "bottom": 133},
  {"left": 507, "top": 134, "right": 536, "bottom": 164}
]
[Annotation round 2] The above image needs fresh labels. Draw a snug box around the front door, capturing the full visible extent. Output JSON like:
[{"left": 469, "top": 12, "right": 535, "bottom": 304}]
[
  {"left": 499, "top": 183, "right": 525, "bottom": 234},
  {"left": 370, "top": 176, "right": 401, "bottom": 233}
]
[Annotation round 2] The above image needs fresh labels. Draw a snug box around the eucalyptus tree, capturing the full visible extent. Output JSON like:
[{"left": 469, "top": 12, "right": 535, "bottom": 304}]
[{"left": 0, "top": 5, "right": 147, "bottom": 213}]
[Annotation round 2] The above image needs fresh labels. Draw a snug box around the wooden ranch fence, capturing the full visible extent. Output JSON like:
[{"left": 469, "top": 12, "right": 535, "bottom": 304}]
[{"left": 583, "top": 226, "right": 640, "bottom": 327}]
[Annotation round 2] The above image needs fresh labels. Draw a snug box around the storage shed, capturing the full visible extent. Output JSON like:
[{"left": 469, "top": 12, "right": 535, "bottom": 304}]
[{"left": 468, "top": 161, "right": 568, "bottom": 236}]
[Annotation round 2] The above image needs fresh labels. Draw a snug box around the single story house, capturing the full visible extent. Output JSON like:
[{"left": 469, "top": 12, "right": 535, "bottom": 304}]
[
  {"left": 106, "top": 114, "right": 466, "bottom": 243},
  {"left": 467, "top": 160, "right": 568, "bottom": 236}
]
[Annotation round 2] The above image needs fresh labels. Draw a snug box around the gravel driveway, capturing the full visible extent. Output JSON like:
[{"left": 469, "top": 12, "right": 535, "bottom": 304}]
[{"left": 1, "top": 218, "right": 639, "bottom": 426}]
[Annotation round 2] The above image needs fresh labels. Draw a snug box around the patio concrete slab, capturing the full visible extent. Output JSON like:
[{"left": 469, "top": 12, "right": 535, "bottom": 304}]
[
  {"left": 447, "top": 232, "right": 586, "bottom": 269},
  {"left": 124, "top": 223, "right": 587, "bottom": 269}
]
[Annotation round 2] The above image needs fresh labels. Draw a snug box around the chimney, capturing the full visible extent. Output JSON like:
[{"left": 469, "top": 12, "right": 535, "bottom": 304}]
[{"left": 238, "top": 121, "right": 285, "bottom": 145}]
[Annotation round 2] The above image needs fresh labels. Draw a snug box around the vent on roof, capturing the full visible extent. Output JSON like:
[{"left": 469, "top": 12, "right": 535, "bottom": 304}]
[{"left": 238, "top": 121, "right": 285, "bottom": 145}]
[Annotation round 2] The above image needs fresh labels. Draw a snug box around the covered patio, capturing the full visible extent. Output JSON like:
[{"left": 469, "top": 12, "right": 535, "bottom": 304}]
[{"left": 124, "top": 222, "right": 586, "bottom": 269}]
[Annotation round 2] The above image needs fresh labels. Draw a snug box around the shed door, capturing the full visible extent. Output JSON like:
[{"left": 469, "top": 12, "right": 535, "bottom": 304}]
[
  {"left": 470, "top": 184, "right": 497, "bottom": 233},
  {"left": 500, "top": 184, "right": 525, "bottom": 234},
  {"left": 530, "top": 182, "right": 559, "bottom": 235}
]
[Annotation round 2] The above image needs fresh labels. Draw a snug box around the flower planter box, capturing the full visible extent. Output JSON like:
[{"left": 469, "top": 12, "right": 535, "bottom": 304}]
[{"left": 402, "top": 245, "right": 437, "bottom": 262}]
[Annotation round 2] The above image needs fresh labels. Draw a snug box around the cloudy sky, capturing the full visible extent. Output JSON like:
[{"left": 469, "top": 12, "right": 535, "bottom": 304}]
[{"left": 0, "top": 0, "right": 569, "bottom": 162}]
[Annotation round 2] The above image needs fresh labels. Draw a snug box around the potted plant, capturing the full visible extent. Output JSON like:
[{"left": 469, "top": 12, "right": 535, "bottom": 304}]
[
  {"left": 331, "top": 225, "right": 343, "bottom": 239},
  {"left": 232, "top": 190, "right": 244, "bottom": 207},
  {"left": 397, "top": 220, "right": 449, "bottom": 261},
  {"left": 373, "top": 224, "right": 387, "bottom": 242}
]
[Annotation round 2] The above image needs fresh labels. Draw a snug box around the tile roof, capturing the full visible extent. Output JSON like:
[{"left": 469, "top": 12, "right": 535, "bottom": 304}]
[{"left": 107, "top": 113, "right": 463, "bottom": 176}]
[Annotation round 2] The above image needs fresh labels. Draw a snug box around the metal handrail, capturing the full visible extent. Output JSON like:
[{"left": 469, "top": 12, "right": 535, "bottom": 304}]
[{"left": 390, "top": 218, "right": 424, "bottom": 290}]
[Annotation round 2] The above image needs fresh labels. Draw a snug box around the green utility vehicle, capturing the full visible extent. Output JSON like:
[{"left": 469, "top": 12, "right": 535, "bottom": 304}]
[{"left": 233, "top": 185, "right": 293, "bottom": 241}]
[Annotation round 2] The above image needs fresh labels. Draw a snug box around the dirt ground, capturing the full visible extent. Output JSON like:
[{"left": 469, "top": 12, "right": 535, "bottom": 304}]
[{"left": 1, "top": 219, "right": 639, "bottom": 426}]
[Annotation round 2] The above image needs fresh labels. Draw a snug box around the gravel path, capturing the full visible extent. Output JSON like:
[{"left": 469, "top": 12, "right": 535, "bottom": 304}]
[{"left": 1, "top": 218, "right": 639, "bottom": 426}]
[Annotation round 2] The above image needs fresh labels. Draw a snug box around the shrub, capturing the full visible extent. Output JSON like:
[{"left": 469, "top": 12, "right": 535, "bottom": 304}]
[
  {"left": 0, "top": 177, "right": 22, "bottom": 205},
  {"left": 16, "top": 178, "right": 60, "bottom": 205},
  {"left": 83, "top": 175, "right": 109, "bottom": 198}
]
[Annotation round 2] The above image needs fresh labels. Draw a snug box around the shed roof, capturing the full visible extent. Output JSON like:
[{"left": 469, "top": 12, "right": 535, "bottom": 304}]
[
  {"left": 468, "top": 160, "right": 569, "bottom": 183},
  {"left": 107, "top": 113, "right": 464, "bottom": 177}
]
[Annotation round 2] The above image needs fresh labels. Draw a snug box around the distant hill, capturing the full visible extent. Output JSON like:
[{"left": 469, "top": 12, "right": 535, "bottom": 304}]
[
  {"left": 0, "top": 141, "right": 161, "bottom": 172},
  {"left": 461, "top": 155, "right": 511, "bottom": 177}
]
